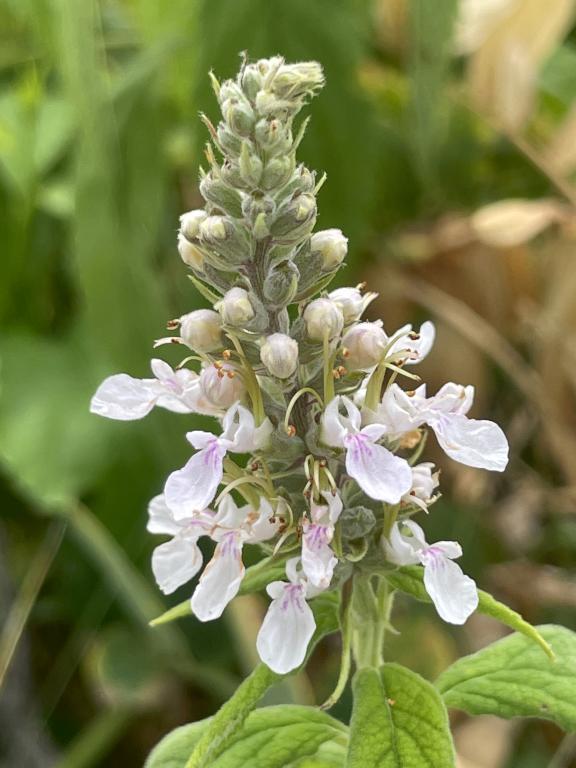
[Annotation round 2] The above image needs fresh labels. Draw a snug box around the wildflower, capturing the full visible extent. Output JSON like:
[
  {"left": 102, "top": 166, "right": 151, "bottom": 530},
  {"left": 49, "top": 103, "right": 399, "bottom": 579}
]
[
  {"left": 217, "top": 287, "right": 256, "bottom": 326},
  {"left": 256, "top": 557, "right": 321, "bottom": 674},
  {"left": 321, "top": 396, "right": 412, "bottom": 503},
  {"left": 164, "top": 403, "right": 273, "bottom": 519},
  {"left": 384, "top": 520, "right": 478, "bottom": 625},
  {"left": 260, "top": 333, "right": 299, "bottom": 378},
  {"left": 90, "top": 358, "right": 221, "bottom": 420},
  {"left": 402, "top": 462, "right": 440, "bottom": 512},
  {"left": 387, "top": 321, "right": 436, "bottom": 365},
  {"left": 341, "top": 321, "right": 388, "bottom": 370},
  {"left": 303, "top": 298, "right": 344, "bottom": 341},
  {"left": 375, "top": 382, "right": 509, "bottom": 471},
  {"left": 328, "top": 286, "right": 377, "bottom": 324},
  {"left": 199, "top": 363, "right": 246, "bottom": 409},
  {"left": 310, "top": 228, "right": 348, "bottom": 270},
  {"left": 154, "top": 309, "right": 223, "bottom": 352},
  {"left": 301, "top": 491, "right": 343, "bottom": 589}
]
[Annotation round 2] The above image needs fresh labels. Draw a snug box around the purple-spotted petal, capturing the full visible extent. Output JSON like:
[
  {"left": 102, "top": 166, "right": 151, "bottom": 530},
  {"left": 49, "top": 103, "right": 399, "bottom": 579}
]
[
  {"left": 164, "top": 441, "right": 226, "bottom": 519},
  {"left": 191, "top": 532, "right": 245, "bottom": 621},
  {"left": 151, "top": 536, "right": 203, "bottom": 595},
  {"left": 345, "top": 434, "right": 412, "bottom": 503},
  {"left": 256, "top": 583, "right": 316, "bottom": 674}
]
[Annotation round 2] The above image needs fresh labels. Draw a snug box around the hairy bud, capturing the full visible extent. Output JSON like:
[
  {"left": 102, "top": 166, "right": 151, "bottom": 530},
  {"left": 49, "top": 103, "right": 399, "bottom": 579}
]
[
  {"left": 311, "top": 229, "right": 348, "bottom": 271},
  {"left": 260, "top": 333, "right": 299, "bottom": 378},
  {"left": 179, "top": 309, "right": 223, "bottom": 352},
  {"left": 177, "top": 233, "right": 205, "bottom": 270},
  {"left": 271, "top": 61, "right": 325, "bottom": 100},
  {"left": 329, "top": 287, "right": 365, "bottom": 323},
  {"left": 263, "top": 261, "right": 299, "bottom": 306},
  {"left": 342, "top": 321, "right": 387, "bottom": 370},
  {"left": 239, "top": 142, "right": 263, "bottom": 187},
  {"left": 179, "top": 209, "right": 208, "bottom": 240},
  {"left": 199, "top": 216, "right": 250, "bottom": 267},
  {"left": 303, "top": 298, "right": 344, "bottom": 341},
  {"left": 218, "top": 287, "right": 255, "bottom": 326},
  {"left": 270, "top": 193, "right": 317, "bottom": 240},
  {"left": 200, "top": 363, "right": 245, "bottom": 408},
  {"left": 199, "top": 173, "right": 244, "bottom": 218}
]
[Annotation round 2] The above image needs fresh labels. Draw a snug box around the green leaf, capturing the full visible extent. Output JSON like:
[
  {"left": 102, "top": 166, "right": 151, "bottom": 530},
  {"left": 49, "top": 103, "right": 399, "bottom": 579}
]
[
  {"left": 386, "top": 566, "right": 554, "bottom": 659},
  {"left": 347, "top": 663, "right": 455, "bottom": 767},
  {"left": 436, "top": 625, "right": 576, "bottom": 731},
  {"left": 145, "top": 706, "right": 348, "bottom": 768}
]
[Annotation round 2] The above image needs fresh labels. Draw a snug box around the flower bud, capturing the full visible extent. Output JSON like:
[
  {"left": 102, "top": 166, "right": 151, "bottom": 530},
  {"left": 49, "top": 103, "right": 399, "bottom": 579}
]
[
  {"left": 328, "top": 287, "right": 364, "bottom": 323},
  {"left": 177, "top": 232, "right": 205, "bottom": 270},
  {"left": 270, "top": 193, "right": 317, "bottom": 240},
  {"left": 200, "top": 363, "right": 245, "bottom": 408},
  {"left": 241, "top": 64, "right": 264, "bottom": 101},
  {"left": 239, "top": 141, "right": 263, "bottom": 187},
  {"left": 217, "top": 124, "right": 242, "bottom": 156},
  {"left": 310, "top": 228, "right": 348, "bottom": 271},
  {"left": 179, "top": 209, "right": 208, "bottom": 240},
  {"left": 271, "top": 61, "right": 325, "bottom": 99},
  {"left": 260, "top": 333, "right": 299, "bottom": 379},
  {"left": 342, "top": 321, "right": 388, "bottom": 370},
  {"left": 403, "top": 463, "right": 439, "bottom": 510},
  {"left": 223, "top": 98, "right": 256, "bottom": 137},
  {"left": 303, "top": 298, "right": 344, "bottom": 341},
  {"left": 263, "top": 261, "right": 299, "bottom": 306},
  {"left": 199, "top": 173, "right": 243, "bottom": 218},
  {"left": 254, "top": 118, "right": 291, "bottom": 154},
  {"left": 218, "top": 287, "right": 255, "bottom": 326},
  {"left": 261, "top": 156, "right": 294, "bottom": 191},
  {"left": 179, "top": 309, "right": 223, "bottom": 352},
  {"left": 199, "top": 216, "right": 250, "bottom": 267}
]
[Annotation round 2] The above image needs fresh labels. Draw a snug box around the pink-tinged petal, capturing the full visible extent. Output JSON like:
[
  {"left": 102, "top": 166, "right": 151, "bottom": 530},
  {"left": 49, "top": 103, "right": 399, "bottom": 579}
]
[
  {"left": 256, "top": 583, "right": 316, "bottom": 674},
  {"left": 191, "top": 532, "right": 245, "bottom": 621},
  {"left": 164, "top": 442, "right": 225, "bottom": 519},
  {"left": 320, "top": 397, "right": 348, "bottom": 448},
  {"left": 301, "top": 522, "right": 337, "bottom": 589},
  {"left": 431, "top": 414, "right": 509, "bottom": 471},
  {"left": 344, "top": 434, "right": 412, "bottom": 503},
  {"left": 90, "top": 374, "right": 157, "bottom": 420},
  {"left": 431, "top": 541, "right": 463, "bottom": 560},
  {"left": 341, "top": 396, "right": 362, "bottom": 432},
  {"left": 185, "top": 430, "right": 221, "bottom": 450},
  {"left": 147, "top": 494, "right": 183, "bottom": 536},
  {"left": 383, "top": 522, "right": 421, "bottom": 566},
  {"left": 422, "top": 555, "right": 478, "bottom": 625},
  {"left": 360, "top": 423, "right": 388, "bottom": 442},
  {"left": 151, "top": 537, "right": 203, "bottom": 595}
]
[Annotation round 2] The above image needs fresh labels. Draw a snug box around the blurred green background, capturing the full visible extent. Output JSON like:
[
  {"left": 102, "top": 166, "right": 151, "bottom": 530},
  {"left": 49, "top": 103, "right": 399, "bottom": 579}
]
[{"left": 1, "top": 0, "right": 576, "bottom": 766}]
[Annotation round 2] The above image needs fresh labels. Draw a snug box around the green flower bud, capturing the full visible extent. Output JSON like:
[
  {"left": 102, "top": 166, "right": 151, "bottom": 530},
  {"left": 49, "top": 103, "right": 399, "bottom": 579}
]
[
  {"left": 217, "top": 125, "right": 242, "bottom": 156},
  {"left": 261, "top": 156, "right": 295, "bottom": 191},
  {"left": 218, "top": 287, "right": 255, "bottom": 326},
  {"left": 239, "top": 142, "right": 263, "bottom": 187},
  {"left": 254, "top": 119, "right": 292, "bottom": 156},
  {"left": 199, "top": 216, "right": 251, "bottom": 267},
  {"left": 280, "top": 165, "right": 315, "bottom": 198},
  {"left": 223, "top": 99, "right": 255, "bottom": 137},
  {"left": 263, "top": 261, "right": 299, "bottom": 307},
  {"left": 271, "top": 61, "right": 325, "bottom": 99},
  {"left": 221, "top": 160, "right": 248, "bottom": 190},
  {"left": 199, "top": 173, "right": 244, "bottom": 218},
  {"left": 260, "top": 333, "right": 299, "bottom": 379},
  {"left": 310, "top": 228, "right": 348, "bottom": 271},
  {"left": 179, "top": 309, "right": 222, "bottom": 352},
  {"left": 241, "top": 63, "right": 264, "bottom": 101},
  {"left": 303, "top": 298, "right": 344, "bottom": 341},
  {"left": 270, "top": 193, "right": 317, "bottom": 240}
]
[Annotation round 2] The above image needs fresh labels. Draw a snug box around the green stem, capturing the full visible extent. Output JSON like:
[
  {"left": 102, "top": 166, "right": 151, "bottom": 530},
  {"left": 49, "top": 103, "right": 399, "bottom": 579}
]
[
  {"left": 351, "top": 574, "right": 390, "bottom": 669},
  {"left": 323, "top": 333, "right": 335, "bottom": 404}
]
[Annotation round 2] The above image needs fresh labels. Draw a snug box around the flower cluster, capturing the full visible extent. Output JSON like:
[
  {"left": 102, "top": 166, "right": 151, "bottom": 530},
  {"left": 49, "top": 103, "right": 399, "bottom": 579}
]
[{"left": 90, "top": 56, "right": 509, "bottom": 675}]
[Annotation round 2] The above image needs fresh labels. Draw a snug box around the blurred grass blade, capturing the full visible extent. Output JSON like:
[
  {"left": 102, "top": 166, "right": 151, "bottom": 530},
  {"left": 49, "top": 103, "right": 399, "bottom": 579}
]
[
  {"left": 0, "top": 520, "right": 65, "bottom": 688},
  {"left": 55, "top": 706, "right": 134, "bottom": 768}
]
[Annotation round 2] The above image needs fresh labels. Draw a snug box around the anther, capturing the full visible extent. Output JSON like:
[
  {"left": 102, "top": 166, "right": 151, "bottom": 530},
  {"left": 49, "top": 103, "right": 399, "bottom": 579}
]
[
  {"left": 408, "top": 332, "right": 420, "bottom": 340},
  {"left": 286, "top": 425, "right": 297, "bottom": 437},
  {"left": 166, "top": 318, "right": 180, "bottom": 330},
  {"left": 222, "top": 349, "right": 232, "bottom": 360}
]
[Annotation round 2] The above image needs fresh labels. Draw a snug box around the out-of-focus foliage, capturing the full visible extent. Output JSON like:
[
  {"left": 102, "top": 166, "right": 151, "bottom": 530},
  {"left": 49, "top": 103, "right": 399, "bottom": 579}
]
[{"left": 1, "top": 0, "right": 576, "bottom": 766}]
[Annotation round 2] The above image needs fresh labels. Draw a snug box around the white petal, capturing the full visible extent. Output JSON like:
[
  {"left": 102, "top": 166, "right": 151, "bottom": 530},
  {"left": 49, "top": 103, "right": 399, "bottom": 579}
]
[
  {"left": 428, "top": 383, "right": 474, "bottom": 415},
  {"left": 388, "top": 321, "right": 436, "bottom": 365},
  {"left": 256, "top": 584, "right": 316, "bottom": 674},
  {"left": 423, "top": 556, "right": 478, "bottom": 625},
  {"left": 164, "top": 443, "right": 225, "bottom": 519},
  {"left": 186, "top": 430, "right": 220, "bottom": 450},
  {"left": 345, "top": 435, "right": 413, "bottom": 503},
  {"left": 151, "top": 536, "right": 203, "bottom": 594},
  {"left": 150, "top": 358, "right": 175, "bottom": 381},
  {"left": 375, "top": 384, "right": 427, "bottom": 434},
  {"left": 383, "top": 522, "right": 421, "bottom": 566},
  {"left": 191, "top": 533, "right": 245, "bottom": 621},
  {"left": 90, "top": 374, "right": 157, "bottom": 420},
  {"left": 432, "top": 414, "right": 509, "bottom": 471},
  {"left": 320, "top": 396, "right": 348, "bottom": 448},
  {"left": 247, "top": 498, "right": 280, "bottom": 543},
  {"left": 301, "top": 523, "right": 337, "bottom": 589},
  {"left": 213, "top": 495, "right": 248, "bottom": 530},
  {"left": 147, "top": 494, "right": 183, "bottom": 536}
]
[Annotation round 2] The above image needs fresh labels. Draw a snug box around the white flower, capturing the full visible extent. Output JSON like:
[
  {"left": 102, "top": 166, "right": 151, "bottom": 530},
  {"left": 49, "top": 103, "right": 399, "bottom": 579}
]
[
  {"left": 387, "top": 321, "right": 436, "bottom": 366},
  {"left": 218, "top": 287, "right": 255, "bottom": 326},
  {"left": 199, "top": 363, "right": 246, "bottom": 409},
  {"left": 90, "top": 358, "right": 222, "bottom": 421},
  {"left": 310, "top": 228, "right": 348, "bottom": 270},
  {"left": 341, "top": 321, "right": 388, "bottom": 370},
  {"left": 376, "top": 383, "right": 509, "bottom": 472},
  {"left": 402, "top": 462, "right": 440, "bottom": 512},
  {"left": 164, "top": 403, "right": 273, "bottom": 519},
  {"left": 260, "top": 333, "right": 299, "bottom": 379},
  {"left": 301, "top": 491, "right": 343, "bottom": 589},
  {"left": 256, "top": 557, "right": 321, "bottom": 674},
  {"left": 328, "top": 286, "right": 377, "bottom": 324},
  {"left": 384, "top": 520, "right": 479, "bottom": 625},
  {"left": 321, "top": 396, "right": 412, "bottom": 503},
  {"left": 154, "top": 309, "right": 223, "bottom": 352},
  {"left": 303, "top": 298, "right": 344, "bottom": 341},
  {"left": 191, "top": 496, "right": 280, "bottom": 621},
  {"left": 147, "top": 495, "right": 214, "bottom": 595}
]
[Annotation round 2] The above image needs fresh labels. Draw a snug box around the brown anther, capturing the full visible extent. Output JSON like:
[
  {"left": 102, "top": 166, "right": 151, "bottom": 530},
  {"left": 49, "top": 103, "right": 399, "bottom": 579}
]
[
  {"left": 337, "top": 365, "right": 347, "bottom": 377},
  {"left": 332, "top": 368, "right": 341, "bottom": 380},
  {"left": 226, "top": 371, "right": 235, "bottom": 378},
  {"left": 408, "top": 332, "right": 420, "bottom": 340},
  {"left": 214, "top": 360, "right": 224, "bottom": 369},
  {"left": 341, "top": 347, "right": 350, "bottom": 359},
  {"left": 286, "top": 425, "right": 297, "bottom": 437},
  {"left": 222, "top": 349, "right": 232, "bottom": 360},
  {"left": 166, "top": 318, "right": 180, "bottom": 330},
  {"left": 250, "top": 461, "right": 261, "bottom": 471},
  {"left": 303, "top": 489, "right": 311, "bottom": 500},
  {"left": 356, "top": 281, "right": 367, "bottom": 293},
  {"left": 406, "top": 390, "right": 416, "bottom": 397},
  {"left": 170, "top": 338, "right": 180, "bottom": 344},
  {"left": 217, "top": 369, "right": 225, "bottom": 378},
  {"left": 319, "top": 459, "right": 327, "bottom": 467}
]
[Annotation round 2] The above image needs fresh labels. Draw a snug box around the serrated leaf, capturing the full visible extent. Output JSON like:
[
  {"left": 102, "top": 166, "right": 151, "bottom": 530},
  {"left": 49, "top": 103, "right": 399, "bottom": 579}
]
[
  {"left": 347, "top": 663, "right": 455, "bottom": 767},
  {"left": 386, "top": 566, "right": 554, "bottom": 659},
  {"left": 145, "top": 706, "right": 348, "bottom": 768},
  {"left": 436, "top": 624, "right": 576, "bottom": 731}
]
